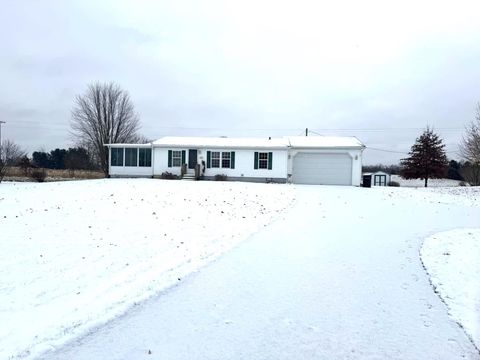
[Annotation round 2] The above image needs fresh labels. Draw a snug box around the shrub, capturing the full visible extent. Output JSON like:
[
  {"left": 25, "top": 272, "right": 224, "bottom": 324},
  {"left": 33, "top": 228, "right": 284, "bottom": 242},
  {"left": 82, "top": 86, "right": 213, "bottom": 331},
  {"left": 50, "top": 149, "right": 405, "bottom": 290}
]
[
  {"left": 388, "top": 181, "right": 400, "bottom": 187},
  {"left": 160, "top": 171, "right": 178, "bottom": 180},
  {"left": 30, "top": 169, "right": 47, "bottom": 182},
  {"left": 214, "top": 174, "right": 228, "bottom": 181},
  {"left": 18, "top": 156, "right": 32, "bottom": 176}
]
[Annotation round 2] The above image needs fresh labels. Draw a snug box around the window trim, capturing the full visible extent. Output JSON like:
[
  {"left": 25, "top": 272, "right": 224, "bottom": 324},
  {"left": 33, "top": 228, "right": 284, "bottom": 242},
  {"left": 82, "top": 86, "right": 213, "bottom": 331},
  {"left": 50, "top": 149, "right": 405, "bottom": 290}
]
[
  {"left": 171, "top": 150, "right": 182, "bottom": 167},
  {"left": 209, "top": 151, "right": 233, "bottom": 169},
  {"left": 211, "top": 151, "right": 221, "bottom": 168},
  {"left": 374, "top": 174, "right": 387, "bottom": 186},
  {"left": 255, "top": 151, "right": 272, "bottom": 170},
  {"left": 221, "top": 152, "right": 231, "bottom": 168}
]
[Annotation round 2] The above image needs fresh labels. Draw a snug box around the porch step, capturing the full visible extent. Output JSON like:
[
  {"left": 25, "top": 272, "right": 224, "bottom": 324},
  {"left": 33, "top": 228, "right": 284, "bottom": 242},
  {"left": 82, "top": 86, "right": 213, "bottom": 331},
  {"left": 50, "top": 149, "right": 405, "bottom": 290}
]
[{"left": 182, "top": 174, "right": 196, "bottom": 181}]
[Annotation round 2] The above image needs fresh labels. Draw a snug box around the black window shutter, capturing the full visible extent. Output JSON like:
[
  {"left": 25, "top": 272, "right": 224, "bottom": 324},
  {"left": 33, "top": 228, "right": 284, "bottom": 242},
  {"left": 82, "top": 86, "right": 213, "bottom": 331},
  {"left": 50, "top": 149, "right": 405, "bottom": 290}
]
[
  {"left": 168, "top": 150, "right": 172, "bottom": 167},
  {"left": 254, "top": 152, "right": 258, "bottom": 169},
  {"left": 231, "top": 151, "right": 235, "bottom": 169},
  {"left": 268, "top": 152, "right": 273, "bottom": 170},
  {"left": 207, "top": 151, "right": 211, "bottom": 168},
  {"left": 181, "top": 150, "right": 186, "bottom": 165}
]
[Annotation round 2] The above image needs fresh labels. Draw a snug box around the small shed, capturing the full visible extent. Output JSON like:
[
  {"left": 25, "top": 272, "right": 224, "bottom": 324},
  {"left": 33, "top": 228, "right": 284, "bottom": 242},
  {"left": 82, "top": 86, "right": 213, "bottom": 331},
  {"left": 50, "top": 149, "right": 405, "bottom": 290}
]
[{"left": 363, "top": 171, "right": 391, "bottom": 186}]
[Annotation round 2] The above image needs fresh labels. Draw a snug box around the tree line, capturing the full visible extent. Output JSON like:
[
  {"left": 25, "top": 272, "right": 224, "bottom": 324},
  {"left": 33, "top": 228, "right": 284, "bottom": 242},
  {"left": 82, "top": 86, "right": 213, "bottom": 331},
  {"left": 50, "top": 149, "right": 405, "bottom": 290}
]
[
  {"left": 0, "top": 144, "right": 98, "bottom": 182},
  {"left": 0, "top": 146, "right": 96, "bottom": 171},
  {"left": 30, "top": 147, "right": 96, "bottom": 170}
]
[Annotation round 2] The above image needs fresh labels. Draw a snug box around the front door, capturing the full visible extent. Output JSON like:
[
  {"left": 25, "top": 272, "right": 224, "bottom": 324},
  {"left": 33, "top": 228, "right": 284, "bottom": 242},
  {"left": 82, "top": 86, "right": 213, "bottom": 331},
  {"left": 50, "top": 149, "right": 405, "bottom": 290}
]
[{"left": 188, "top": 149, "right": 198, "bottom": 169}]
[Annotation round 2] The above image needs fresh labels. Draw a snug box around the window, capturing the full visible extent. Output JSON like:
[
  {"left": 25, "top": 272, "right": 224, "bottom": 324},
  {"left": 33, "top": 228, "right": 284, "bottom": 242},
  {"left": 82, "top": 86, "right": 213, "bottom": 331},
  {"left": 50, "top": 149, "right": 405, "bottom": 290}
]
[
  {"left": 211, "top": 151, "right": 220, "bottom": 168},
  {"left": 254, "top": 152, "right": 272, "bottom": 170},
  {"left": 111, "top": 148, "right": 123, "bottom": 166},
  {"left": 207, "top": 151, "right": 235, "bottom": 169},
  {"left": 221, "top": 152, "right": 231, "bottom": 168},
  {"left": 258, "top": 152, "right": 268, "bottom": 169},
  {"left": 168, "top": 150, "right": 185, "bottom": 167},
  {"left": 139, "top": 148, "right": 152, "bottom": 167},
  {"left": 374, "top": 175, "right": 387, "bottom": 186},
  {"left": 125, "top": 148, "right": 138, "bottom": 166},
  {"left": 172, "top": 150, "right": 182, "bottom": 167}
]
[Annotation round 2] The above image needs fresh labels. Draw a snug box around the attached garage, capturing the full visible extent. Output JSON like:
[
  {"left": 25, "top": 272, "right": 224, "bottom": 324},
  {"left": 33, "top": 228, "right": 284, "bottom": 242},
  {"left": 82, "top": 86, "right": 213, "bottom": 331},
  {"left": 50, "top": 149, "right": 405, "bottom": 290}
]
[{"left": 292, "top": 152, "right": 353, "bottom": 185}]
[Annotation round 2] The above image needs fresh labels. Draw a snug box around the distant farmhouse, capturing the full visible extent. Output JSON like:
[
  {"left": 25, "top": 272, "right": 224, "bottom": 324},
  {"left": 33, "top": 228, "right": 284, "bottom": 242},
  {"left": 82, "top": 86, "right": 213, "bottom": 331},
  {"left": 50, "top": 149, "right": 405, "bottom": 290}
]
[{"left": 105, "top": 136, "right": 365, "bottom": 186}]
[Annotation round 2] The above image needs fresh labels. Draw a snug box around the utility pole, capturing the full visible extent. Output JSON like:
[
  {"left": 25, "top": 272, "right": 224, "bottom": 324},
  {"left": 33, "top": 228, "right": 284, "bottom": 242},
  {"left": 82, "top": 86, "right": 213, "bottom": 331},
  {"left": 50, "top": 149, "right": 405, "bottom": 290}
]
[
  {"left": 0, "top": 121, "right": 5, "bottom": 158},
  {"left": 305, "top": 128, "right": 308, "bottom": 136}
]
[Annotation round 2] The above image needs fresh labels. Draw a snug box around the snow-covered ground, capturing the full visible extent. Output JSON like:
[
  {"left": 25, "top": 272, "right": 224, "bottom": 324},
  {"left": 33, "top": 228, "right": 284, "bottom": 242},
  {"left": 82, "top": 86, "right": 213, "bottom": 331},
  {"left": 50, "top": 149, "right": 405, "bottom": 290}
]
[
  {"left": 421, "top": 229, "right": 480, "bottom": 350},
  {"left": 385, "top": 185, "right": 480, "bottom": 207},
  {"left": 37, "top": 185, "right": 480, "bottom": 360},
  {"left": 2, "top": 180, "right": 480, "bottom": 360},
  {"left": 391, "top": 174, "right": 464, "bottom": 187},
  {"left": 0, "top": 179, "right": 294, "bottom": 359}
]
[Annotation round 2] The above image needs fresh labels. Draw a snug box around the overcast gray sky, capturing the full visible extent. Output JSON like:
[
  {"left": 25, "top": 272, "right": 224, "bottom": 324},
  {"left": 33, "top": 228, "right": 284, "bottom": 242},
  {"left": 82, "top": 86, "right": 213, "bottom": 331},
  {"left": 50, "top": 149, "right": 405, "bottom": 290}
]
[{"left": 1, "top": 0, "right": 479, "bottom": 164}]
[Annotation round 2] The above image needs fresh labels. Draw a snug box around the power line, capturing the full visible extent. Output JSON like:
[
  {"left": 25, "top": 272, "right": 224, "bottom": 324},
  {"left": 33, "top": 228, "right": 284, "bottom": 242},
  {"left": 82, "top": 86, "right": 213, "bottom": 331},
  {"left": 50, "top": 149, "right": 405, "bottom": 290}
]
[
  {"left": 366, "top": 146, "right": 459, "bottom": 155},
  {"left": 311, "top": 127, "right": 464, "bottom": 132},
  {"left": 366, "top": 147, "right": 408, "bottom": 154}
]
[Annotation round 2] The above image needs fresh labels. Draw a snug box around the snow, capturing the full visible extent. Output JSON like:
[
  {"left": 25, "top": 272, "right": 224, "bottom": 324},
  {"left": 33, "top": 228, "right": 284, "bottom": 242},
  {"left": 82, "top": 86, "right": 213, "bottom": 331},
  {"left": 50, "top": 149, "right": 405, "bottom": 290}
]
[
  {"left": 37, "top": 185, "right": 480, "bottom": 360},
  {"left": 0, "top": 179, "right": 294, "bottom": 359},
  {"left": 380, "top": 185, "right": 480, "bottom": 208},
  {"left": 287, "top": 135, "right": 364, "bottom": 148},
  {"left": 421, "top": 229, "right": 480, "bottom": 351},
  {"left": 150, "top": 135, "right": 364, "bottom": 149},
  {"left": 104, "top": 143, "right": 151, "bottom": 148},
  {"left": 152, "top": 136, "right": 287, "bottom": 148},
  {"left": 391, "top": 174, "right": 464, "bottom": 187}
]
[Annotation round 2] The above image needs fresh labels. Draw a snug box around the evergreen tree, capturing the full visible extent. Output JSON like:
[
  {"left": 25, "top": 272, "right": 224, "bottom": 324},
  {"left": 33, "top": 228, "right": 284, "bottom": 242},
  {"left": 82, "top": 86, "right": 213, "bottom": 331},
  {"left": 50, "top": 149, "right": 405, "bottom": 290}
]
[
  {"left": 447, "top": 160, "right": 463, "bottom": 181},
  {"left": 400, "top": 127, "right": 448, "bottom": 187},
  {"left": 32, "top": 151, "right": 51, "bottom": 168}
]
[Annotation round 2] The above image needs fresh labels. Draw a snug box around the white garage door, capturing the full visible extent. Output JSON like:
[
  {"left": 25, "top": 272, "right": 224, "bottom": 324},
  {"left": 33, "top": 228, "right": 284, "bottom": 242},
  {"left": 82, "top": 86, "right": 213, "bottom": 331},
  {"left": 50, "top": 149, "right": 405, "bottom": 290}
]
[{"left": 292, "top": 153, "right": 352, "bottom": 185}]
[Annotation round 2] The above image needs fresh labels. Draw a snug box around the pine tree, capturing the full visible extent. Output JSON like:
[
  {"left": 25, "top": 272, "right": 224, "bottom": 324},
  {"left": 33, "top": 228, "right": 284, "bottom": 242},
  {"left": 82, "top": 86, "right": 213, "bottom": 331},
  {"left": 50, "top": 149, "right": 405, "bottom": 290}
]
[{"left": 400, "top": 127, "right": 448, "bottom": 187}]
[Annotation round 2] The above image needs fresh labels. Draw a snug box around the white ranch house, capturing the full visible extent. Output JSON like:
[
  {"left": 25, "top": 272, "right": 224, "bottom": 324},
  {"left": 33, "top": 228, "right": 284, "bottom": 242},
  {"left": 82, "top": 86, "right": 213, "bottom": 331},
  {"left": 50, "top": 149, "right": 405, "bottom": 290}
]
[{"left": 106, "top": 136, "right": 365, "bottom": 185}]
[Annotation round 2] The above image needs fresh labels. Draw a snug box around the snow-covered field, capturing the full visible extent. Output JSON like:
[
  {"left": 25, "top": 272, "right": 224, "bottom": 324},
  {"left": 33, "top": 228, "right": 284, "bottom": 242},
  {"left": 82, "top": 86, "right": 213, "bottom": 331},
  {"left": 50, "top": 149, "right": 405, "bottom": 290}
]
[
  {"left": 2, "top": 179, "right": 480, "bottom": 360},
  {"left": 421, "top": 229, "right": 480, "bottom": 350},
  {"left": 391, "top": 174, "right": 464, "bottom": 187},
  {"left": 0, "top": 179, "right": 294, "bottom": 359},
  {"left": 39, "top": 184, "right": 480, "bottom": 360},
  {"left": 389, "top": 186, "right": 480, "bottom": 207}
]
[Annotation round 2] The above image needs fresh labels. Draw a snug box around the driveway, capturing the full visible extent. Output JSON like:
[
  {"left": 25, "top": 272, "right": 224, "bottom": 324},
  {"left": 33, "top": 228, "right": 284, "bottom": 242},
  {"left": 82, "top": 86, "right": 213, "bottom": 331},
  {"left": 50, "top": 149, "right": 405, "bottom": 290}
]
[{"left": 43, "top": 186, "right": 480, "bottom": 359}]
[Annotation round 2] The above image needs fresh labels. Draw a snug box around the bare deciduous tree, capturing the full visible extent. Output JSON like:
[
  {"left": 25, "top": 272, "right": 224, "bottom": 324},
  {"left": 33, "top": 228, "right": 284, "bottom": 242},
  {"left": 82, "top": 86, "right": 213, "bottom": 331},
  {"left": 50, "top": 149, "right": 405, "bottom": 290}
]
[
  {"left": 460, "top": 105, "right": 480, "bottom": 185},
  {"left": 71, "top": 82, "right": 140, "bottom": 176},
  {"left": 0, "top": 139, "right": 26, "bottom": 183}
]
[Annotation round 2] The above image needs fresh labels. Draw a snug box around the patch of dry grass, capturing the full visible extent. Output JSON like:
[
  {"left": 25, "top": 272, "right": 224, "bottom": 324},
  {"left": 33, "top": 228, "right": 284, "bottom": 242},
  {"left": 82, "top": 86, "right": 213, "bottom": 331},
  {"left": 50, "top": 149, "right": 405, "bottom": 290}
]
[{"left": 5, "top": 167, "right": 104, "bottom": 181}]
